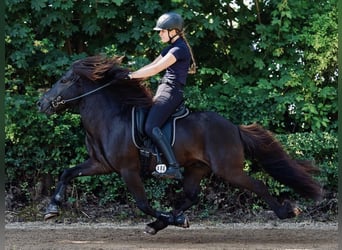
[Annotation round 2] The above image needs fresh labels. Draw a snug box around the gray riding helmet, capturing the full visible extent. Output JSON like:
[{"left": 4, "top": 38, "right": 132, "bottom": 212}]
[{"left": 153, "top": 12, "right": 184, "bottom": 31}]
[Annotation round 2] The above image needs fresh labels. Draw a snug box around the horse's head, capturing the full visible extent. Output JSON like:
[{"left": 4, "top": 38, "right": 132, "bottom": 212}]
[
  {"left": 38, "top": 55, "right": 153, "bottom": 115},
  {"left": 37, "top": 68, "right": 81, "bottom": 115}
]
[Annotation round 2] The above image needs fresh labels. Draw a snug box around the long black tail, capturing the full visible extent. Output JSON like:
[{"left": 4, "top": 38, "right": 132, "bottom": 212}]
[{"left": 239, "top": 123, "right": 323, "bottom": 201}]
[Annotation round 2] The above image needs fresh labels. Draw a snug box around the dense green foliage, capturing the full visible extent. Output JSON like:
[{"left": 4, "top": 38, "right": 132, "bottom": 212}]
[
  {"left": 6, "top": 0, "right": 337, "bottom": 132},
  {"left": 5, "top": 0, "right": 337, "bottom": 217}
]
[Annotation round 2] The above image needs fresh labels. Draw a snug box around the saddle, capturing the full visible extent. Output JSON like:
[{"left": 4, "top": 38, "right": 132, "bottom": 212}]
[{"left": 131, "top": 103, "right": 189, "bottom": 156}]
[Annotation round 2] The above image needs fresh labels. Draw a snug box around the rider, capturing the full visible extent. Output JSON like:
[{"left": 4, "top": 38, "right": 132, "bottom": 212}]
[{"left": 125, "top": 12, "right": 196, "bottom": 180}]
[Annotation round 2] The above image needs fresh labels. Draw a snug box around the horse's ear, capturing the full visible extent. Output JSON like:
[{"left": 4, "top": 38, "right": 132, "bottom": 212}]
[
  {"left": 110, "top": 55, "right": 125, "bottom": 64},
  {"left": 116, "top": 56, "right": 125, "bottom": 64},
  {"left": 107, "top": 65, "right": 129, "bottom": 79},
  {"left": 106, "top": 56, "right": 126, "bottom": 76}
]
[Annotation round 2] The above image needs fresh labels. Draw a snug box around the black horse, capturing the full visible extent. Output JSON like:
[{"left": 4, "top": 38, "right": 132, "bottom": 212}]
[{"left": 37, "top": 55, "right": 322, "bottom": 235}]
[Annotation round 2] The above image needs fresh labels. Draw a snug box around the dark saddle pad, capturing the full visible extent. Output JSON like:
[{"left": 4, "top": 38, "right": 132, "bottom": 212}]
[{"left": 131, "top": 103, "right": 190, "bottom": 152}]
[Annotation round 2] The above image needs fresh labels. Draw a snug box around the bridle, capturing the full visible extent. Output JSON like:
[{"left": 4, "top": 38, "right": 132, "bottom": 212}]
[{"left": 51, "top": 76, "right": 115, "bottom": 109}]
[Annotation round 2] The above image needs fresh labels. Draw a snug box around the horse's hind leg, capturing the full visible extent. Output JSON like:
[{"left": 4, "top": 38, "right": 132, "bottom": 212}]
[
  {"left": 146, "top": 166, "right": 209, "bottom": 234},
  {"left": 45, "top": 159, "right": 106, "bottom": 220},
  {"left": 223, "top": 169, "right": 300, "bottom": 219},
  {"left": 173, "top": 166, "right": 209, "bottom": 219}
]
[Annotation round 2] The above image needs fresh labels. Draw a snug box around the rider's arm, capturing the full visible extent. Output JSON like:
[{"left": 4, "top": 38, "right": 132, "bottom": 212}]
[{"left": 129, "top": 53, "right": 176, "bottom": 79}]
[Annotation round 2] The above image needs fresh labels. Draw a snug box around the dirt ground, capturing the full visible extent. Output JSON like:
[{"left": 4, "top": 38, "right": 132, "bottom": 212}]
[{"left": 5, "top": 221, "right": 337, "bottom": 250}]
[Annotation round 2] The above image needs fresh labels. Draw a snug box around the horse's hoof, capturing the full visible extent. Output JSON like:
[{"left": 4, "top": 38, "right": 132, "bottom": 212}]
[
  {"left": 144, "top": 225, "right": 157, "bottom": 235},
  {"left": 44, "top": 212, "right": 58, "bottom": 221},
  {"left": 293, "top": 206, "right": 302, "bottom": 216},
  {"left": 182, "top": 216, "right": 190, "bottom": 228},
  {"left": 174, "top": 213, "right": 190, "bottom": 228},
  {"left": 277, "top": 200, "right": 301, "bottom": 219},
  {"left": 44, "top": 203, "right": 59, "bottom": 220},
  {"left": 284, "top": 200, "right": 302, "bottom": 218}
]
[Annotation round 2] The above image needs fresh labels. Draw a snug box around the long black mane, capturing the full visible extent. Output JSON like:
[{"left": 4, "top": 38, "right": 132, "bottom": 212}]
[{"left": 72, "top": 55, "right": 153, "bottom": 108}]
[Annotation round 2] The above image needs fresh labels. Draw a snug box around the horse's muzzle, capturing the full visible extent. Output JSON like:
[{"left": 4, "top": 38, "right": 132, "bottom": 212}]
[{"left": 37, "top": 97, "right": 55, "bottom": 115}]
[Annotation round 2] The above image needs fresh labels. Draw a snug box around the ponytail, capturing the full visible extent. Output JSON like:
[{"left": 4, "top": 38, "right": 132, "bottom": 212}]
[{"left": 179, "top": 31, "right": 196, "bottom": 74}]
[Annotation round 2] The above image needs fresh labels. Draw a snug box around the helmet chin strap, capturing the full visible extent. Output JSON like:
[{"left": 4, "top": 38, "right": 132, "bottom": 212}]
[{"left": 167, "top": 30, "right": 180, "bottom": 44}]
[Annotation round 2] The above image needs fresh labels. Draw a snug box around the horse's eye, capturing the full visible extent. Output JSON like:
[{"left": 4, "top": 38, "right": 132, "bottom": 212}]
[
  {"left": 61, "top": 79, "right": 68, "bottom": 84},
  {"left": 72, "top": 76, "right": 79, "bottom": 82}
]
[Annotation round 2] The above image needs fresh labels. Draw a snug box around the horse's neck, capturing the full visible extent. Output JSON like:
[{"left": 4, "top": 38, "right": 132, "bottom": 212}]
[{"left": 79, "top": 93, "right": 125, "bottom": 131}]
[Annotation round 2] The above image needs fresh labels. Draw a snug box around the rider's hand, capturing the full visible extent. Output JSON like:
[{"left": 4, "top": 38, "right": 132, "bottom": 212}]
[{"left": 116, "top": 71, "right": 131, "bottom": 80}]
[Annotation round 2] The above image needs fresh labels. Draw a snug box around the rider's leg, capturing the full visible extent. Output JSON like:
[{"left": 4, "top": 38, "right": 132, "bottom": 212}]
[
  {"left": 144, "top": 83, "right": 184, "bottom": 180},
  {"left": 151, "top": 127, "right": 183, "bottom": 180}
]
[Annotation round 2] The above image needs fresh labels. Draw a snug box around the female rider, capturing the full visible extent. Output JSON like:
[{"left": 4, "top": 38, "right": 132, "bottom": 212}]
[{"left": 125, "top": 12, "right": 196, "bottom": 180}]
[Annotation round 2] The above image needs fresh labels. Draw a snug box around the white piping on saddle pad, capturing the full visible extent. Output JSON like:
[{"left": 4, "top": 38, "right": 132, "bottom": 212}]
[{"left": 131, "top": 106, "right": 189, "bottom": 149}]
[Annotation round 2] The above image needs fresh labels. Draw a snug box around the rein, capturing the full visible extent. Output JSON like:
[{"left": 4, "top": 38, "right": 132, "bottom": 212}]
[{"left": 52, "top": 81, "right": 114, "bottom": 108}]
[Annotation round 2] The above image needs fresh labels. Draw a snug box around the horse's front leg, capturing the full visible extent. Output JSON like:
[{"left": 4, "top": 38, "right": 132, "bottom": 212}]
[
  {"left": 44, "top": 159, "right": 105, "bottom": 220},
  {"left": 120, "top": 168, "right": 178, "bottom": 234},
  {"left": 146, "top": 168, "right": 207, "bottom": 234}
]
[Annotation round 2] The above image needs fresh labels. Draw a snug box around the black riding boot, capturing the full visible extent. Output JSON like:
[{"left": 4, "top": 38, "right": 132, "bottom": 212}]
[{"left": 151, "top": 127, "right": 183, "bottom": 180}]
